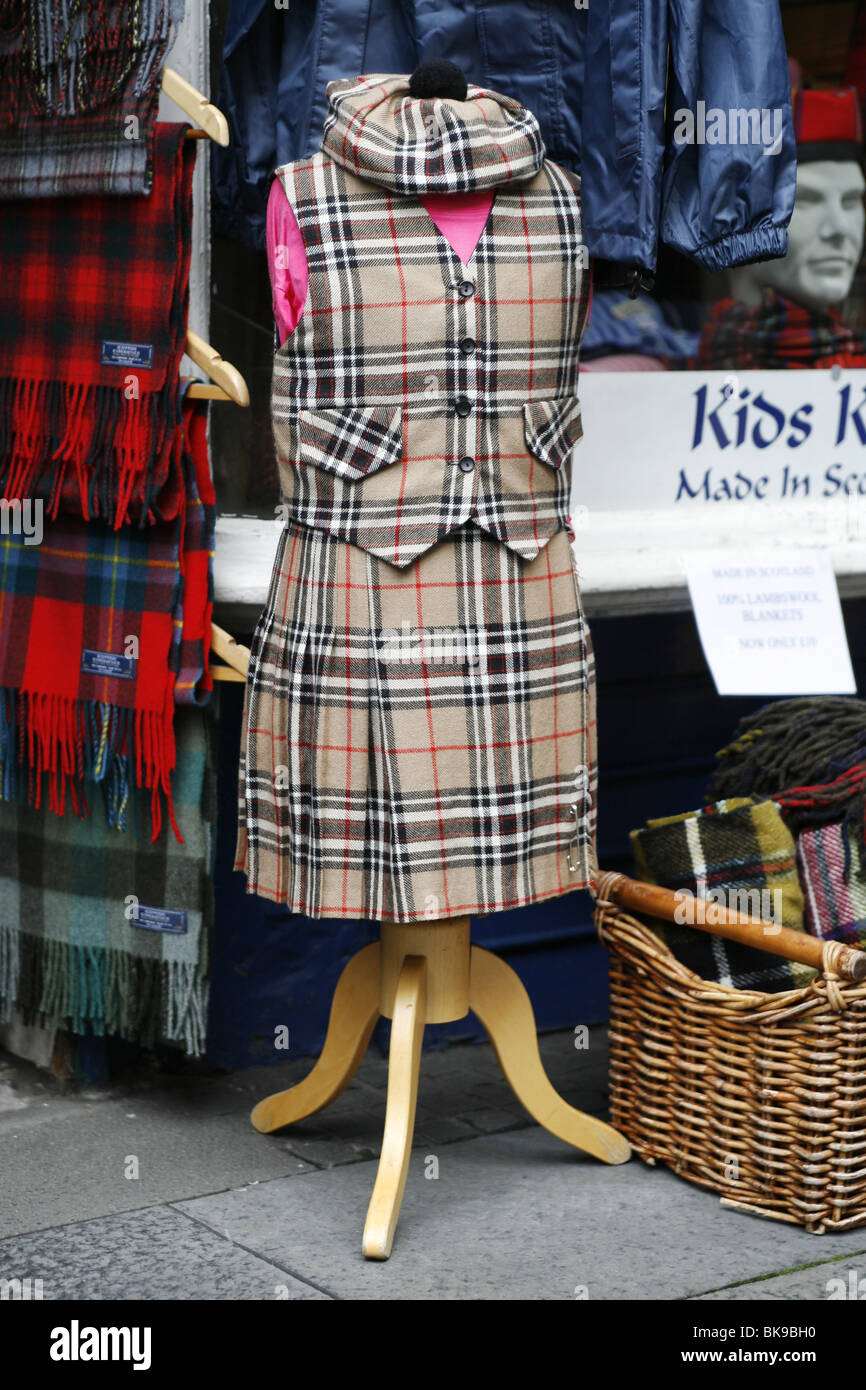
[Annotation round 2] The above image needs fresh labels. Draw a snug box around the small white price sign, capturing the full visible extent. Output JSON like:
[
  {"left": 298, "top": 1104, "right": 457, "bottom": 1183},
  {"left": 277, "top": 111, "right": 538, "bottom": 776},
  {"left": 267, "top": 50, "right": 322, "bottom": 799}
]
[{"left": 681, "top": 548, "right": 856, "bottom": 696}]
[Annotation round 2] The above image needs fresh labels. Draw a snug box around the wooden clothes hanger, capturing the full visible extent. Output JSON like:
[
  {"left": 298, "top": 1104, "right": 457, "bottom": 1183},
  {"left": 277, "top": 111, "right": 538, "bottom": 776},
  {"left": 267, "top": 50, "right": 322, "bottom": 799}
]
[
  {"left": 160, "top": 68, "right": 251, "bottom": 682},
  {"left": 162, "top": 67, "right": 230, "bottom": 146},
  {"left": 210, "top": 623, "right": 251, "bottom": 682},
  {"left": 185, "top": 328, "right": 249, "bottom": 408},
  {"left": 160, "top": 67, "right": 249, "bottom": 409}
]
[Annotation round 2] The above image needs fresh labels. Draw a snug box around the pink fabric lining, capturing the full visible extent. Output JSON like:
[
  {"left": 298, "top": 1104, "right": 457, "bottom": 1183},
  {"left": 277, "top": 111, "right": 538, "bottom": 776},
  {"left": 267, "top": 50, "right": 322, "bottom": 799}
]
[
  {"left": 266, "top": 181, "right": 308, "bottom": 347},
  {"left": 266, "top": 178, "right": 494, "bottom": 345},
  {"left": 420, "top": 189, "right": 494, "bottom": 263}
]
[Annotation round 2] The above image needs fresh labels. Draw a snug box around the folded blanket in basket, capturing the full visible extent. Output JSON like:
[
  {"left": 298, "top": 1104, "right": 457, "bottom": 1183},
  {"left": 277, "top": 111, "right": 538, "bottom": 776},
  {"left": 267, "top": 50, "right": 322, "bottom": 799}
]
[
  {"left": 797, "top": 821, "right": 866, "bottom": 947},
  {"left": 0, "top": 704, "right": 215, "bottom": 1057},
  {"left": 0, "top": 0, "right": 185, "bottom": 199},
  {"left": 0, "top": 397, "right": 213, "bottom": 839},
  {"left": 630, "top": 797, "right": 815, "bottom": 992},
  {"left": 0, "top": 122, "right": 194, "bottom": 529}
]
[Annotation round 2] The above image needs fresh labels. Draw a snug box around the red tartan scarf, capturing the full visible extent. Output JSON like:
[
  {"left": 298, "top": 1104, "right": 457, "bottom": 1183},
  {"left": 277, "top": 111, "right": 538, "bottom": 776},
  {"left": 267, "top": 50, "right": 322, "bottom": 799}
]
[
  {"left": 174, "top": 399, "right": 214, "bottom": 711},
  {"left": 696, "top": 289, "right": 866, "bottom": 370},
  {"left": 0, "top": 396, "right": 213, "bottom": 842},
  {"left": 0, "top": 122, "right": 195, "bottom": 529}
]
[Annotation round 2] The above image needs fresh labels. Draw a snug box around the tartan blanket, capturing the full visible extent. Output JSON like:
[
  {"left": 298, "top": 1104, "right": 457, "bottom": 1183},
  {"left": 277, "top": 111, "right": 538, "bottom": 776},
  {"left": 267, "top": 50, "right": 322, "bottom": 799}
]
[
  {"left": 0, "top": 396, "right": 213, "bottom": 840},
  {"left": 695, "top": 289, "right": 866, "bottom": 370},
  {"left": 0, "top": 0, "right": 185, "bottom": 199},
  {"left": 630, "top": 797, "right": 816, "bottom": 992},
  {"left": 0, "top": 703, "right": 215, "bottom": 1057},
  {"left": 0, "top": 122, "right": 195, "bottom": 529},
  {"left": 797, "top": 822, "right": 866, "bottom": 948}
]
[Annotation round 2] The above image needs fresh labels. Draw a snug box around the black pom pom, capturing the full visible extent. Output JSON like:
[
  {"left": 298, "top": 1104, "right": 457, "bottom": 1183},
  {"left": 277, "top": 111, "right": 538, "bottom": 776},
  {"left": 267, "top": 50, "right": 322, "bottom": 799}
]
[{"left": 408, "top": 60, "right": 468, "bottom": 102}]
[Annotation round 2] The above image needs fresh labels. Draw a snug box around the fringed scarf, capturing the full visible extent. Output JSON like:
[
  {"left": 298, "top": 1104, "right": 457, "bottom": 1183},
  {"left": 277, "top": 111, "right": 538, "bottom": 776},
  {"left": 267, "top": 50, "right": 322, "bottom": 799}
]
[
  {"left": 0, "top": 0, "right": 185, "bottom": 198},
  {"left": 0, "top": 701, "right": 216, "bottom": 1057},
  {"left": 0, "top": 122, "right": 195, "bottom": 529},
  {"left": 706, "top": 696, "right": 866, "bottom": 852},
  {"left": 0, "top": 395, "right": 213, "bottom": 841},
  {"left": 695, "top": 288, "right": 866, "bottom": 370},
  {"left": 173, "top": 396, "right": 214, "bottom": 709}
]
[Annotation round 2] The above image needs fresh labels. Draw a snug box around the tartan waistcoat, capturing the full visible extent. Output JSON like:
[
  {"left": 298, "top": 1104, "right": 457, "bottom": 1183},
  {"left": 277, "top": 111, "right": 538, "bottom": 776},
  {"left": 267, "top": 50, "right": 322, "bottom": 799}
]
[{"left": 271, "top": 78, "right": 589, "bottom": 570}]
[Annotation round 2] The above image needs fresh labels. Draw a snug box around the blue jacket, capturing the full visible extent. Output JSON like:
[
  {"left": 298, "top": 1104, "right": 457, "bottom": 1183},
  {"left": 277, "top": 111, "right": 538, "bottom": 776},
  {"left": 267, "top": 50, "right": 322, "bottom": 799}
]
[{"left": 212, "top": 0, "right": 795, "bottom": 274}]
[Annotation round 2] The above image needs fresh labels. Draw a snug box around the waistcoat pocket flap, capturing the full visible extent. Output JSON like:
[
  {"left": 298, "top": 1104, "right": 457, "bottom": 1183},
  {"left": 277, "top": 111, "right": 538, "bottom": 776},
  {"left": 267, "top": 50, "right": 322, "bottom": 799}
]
[
  {"left": 523, "top": 397, "right": 583, "bottom": 470},
  {"left": 297, "top": 404, "right": 403, "bottom": 482}
]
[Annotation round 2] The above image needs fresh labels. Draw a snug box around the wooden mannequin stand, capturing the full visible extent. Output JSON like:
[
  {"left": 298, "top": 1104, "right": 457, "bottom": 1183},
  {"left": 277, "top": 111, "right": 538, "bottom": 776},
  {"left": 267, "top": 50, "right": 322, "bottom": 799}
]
[{"left": 251, "top": 916, "right": 632, "bottom": 1260}]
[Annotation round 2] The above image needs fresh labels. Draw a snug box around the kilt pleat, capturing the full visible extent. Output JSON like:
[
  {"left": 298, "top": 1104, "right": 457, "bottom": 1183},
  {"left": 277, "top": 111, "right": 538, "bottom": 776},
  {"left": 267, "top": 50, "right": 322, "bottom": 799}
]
[{"left": 235, "top": 522, "right": 598, "bottom": 922}]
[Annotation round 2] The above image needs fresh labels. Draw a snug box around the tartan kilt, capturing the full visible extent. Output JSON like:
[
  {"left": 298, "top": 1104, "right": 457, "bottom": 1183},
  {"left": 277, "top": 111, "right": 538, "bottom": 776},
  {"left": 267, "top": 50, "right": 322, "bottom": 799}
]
[{"left": 234, "top": 521, "right": 598, "bottom": 922}]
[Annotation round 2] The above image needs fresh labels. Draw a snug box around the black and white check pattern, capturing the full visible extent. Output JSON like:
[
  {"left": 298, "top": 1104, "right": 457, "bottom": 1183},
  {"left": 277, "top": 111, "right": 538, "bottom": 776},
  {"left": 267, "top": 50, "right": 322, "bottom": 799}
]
[
  {"left": 236, "top": 522, "right": 598, "bottom": 920},
  {"left": 321, "top": 74, "right": 547, "bottom": 195},
  {"left": 297, "top": 404, "right": 403, "bottom": 482},
  {"left": 271, "top": 134, "right": 588, "bottom": 568},
  {"left": 235, "top": 78, "right": 598, "bottom": 921}
]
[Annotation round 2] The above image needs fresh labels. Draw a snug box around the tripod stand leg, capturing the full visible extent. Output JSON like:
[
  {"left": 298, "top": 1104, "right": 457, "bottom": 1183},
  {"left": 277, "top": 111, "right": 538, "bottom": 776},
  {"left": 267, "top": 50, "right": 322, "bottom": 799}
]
[
  {"left": 251, "top": 942, "right": 381, "bottom": 1134},
  {"left": 362, "top": 955, "right": 427, "bottom": 1260}
]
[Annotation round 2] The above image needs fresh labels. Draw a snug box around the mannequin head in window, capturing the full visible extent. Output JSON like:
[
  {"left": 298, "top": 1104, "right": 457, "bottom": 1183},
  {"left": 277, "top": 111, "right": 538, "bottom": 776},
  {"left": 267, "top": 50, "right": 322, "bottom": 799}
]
[
  {"left": 729, "top": 159, "right": 865, "bottom": 311},
  {"left": 728, "top": 88, "right": 865, "bottom": 313}
]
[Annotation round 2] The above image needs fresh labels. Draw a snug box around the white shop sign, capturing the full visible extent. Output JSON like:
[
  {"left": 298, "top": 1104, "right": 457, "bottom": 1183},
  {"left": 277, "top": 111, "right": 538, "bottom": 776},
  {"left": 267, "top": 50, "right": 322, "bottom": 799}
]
[{"left": 574, "top": 369, "right": 866, "bottom": 523}]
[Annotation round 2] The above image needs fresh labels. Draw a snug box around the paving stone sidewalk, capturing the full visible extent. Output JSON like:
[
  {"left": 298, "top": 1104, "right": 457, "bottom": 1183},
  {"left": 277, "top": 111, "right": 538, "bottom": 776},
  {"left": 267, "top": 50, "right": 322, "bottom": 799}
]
[{"left": 1, "top": 1028, "right": 863, "bottom": 1301}]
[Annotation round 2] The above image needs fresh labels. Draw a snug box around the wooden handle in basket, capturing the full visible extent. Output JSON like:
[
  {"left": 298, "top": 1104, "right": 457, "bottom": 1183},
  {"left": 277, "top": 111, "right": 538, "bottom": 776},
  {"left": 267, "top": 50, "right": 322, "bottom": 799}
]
[{"left": 597, "top": 871, "right": 866, "bottom": 983}]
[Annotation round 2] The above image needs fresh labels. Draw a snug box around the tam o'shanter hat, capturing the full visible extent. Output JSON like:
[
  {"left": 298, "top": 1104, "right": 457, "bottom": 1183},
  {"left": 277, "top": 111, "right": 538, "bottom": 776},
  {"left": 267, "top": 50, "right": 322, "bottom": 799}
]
[
  {"left": 792, "top": 87, "right": 863, "bottom": 163},
  {"left": 321, "top": 72, "right": 545, "bottom": 195}
]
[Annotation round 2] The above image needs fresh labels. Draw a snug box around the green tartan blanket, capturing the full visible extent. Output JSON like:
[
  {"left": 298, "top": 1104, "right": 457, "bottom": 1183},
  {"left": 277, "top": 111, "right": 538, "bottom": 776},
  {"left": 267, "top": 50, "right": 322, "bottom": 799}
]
[
  {"left": 630, "top": 797, "right": 816, "bottom": 992},
  {"left": 0, "top": 705, "right": 215, "bottom": 1056}
]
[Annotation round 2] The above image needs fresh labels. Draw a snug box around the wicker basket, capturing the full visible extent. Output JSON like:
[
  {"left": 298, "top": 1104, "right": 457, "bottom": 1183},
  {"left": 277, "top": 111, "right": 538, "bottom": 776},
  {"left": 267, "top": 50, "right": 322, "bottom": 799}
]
[{"left": 594, "top": 870, "right": 866, "bottom": 1233}]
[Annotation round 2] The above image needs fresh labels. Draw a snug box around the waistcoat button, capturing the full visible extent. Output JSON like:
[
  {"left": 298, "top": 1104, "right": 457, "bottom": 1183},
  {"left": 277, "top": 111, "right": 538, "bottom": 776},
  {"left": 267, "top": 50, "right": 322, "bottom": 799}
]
[
  {"left": 457, "top": 279, "right": 476, "bottom": 298},
  {"left": 454, "top": 395, "right": 472, "bottom": 417},
  {"left": 459, "top": 336, "right": 476, "bottom": 355},
  {"left": 457, "top": 455, "right": 475, "bottom": 473}
]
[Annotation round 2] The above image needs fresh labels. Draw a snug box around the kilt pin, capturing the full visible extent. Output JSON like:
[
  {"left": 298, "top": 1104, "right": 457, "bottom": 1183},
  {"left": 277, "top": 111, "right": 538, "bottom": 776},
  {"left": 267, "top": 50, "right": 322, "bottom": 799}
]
[{"left": 235, "top": 72, "right": 631, "bottom": 1257}]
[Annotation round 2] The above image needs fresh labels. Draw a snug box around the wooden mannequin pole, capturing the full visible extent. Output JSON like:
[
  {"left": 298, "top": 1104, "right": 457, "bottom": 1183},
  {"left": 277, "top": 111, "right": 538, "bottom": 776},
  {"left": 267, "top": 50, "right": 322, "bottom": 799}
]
[{"left": 379, "top": 917, "right": 471, "bottom": 1022}]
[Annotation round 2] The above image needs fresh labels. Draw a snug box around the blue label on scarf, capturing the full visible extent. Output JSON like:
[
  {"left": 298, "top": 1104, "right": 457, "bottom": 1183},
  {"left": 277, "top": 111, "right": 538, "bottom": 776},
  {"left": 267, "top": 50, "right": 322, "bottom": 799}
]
[
  {"left": 100, "top": 340, "right": 154, "bottom": 369},
  {"left": 132, "top": 906, "right": 188, "bottom": 935},
  {"left": 81, "top": 649, "right": 136, "bottom": 679}
]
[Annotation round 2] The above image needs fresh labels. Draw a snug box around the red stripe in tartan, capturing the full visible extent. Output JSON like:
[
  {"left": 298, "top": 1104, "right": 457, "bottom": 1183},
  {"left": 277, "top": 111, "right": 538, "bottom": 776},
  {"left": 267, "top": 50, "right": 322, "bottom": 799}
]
[
  {"left": 410, "top": 548, "right": 451, "bottom": 915},
  {"left": 245, "top": 729, "right": 590, "bottom": 754},
  {"left": 541, "top": 540, "right": 565, "bottom": 899},
  {"left": 174, "top": 398, "right": 215, "bottom": 705},
  {"left": 339, "top": 538, "right": 354, "bottom": 917},
  {"left": 255, "top": 563, "right": 580, "bottom": 592},
  {"left": 384, "top": 191, "right": 413, "bottom": 576}
]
